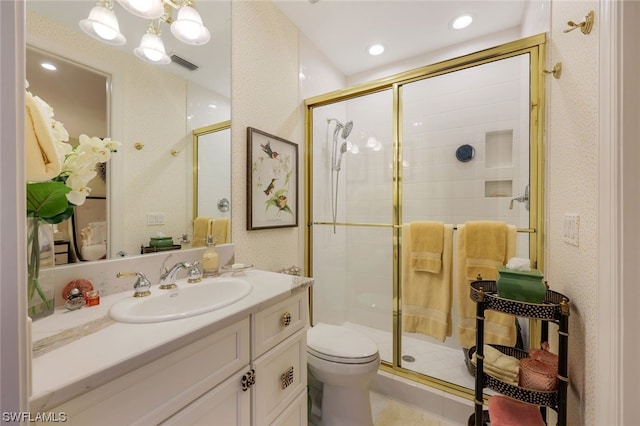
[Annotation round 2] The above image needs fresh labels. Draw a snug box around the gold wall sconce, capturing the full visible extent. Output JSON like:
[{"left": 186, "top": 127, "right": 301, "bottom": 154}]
[
  {"left": 544, "top": 62, "right": 562, "bottom": 79},
  {"left": 564, "top": 10, "right": 595, "bottom": 35},
  {"left": 134, "top": 142, "right": 144, "bottom": 150}
]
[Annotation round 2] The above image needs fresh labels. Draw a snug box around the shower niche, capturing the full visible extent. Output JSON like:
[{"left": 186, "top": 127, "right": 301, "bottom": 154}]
[
  {"left": 485, "top": 129, "right": 514, "bottom": 169},
  {"left": 305, "top": 34, "right": 545, "bottom": 401}
]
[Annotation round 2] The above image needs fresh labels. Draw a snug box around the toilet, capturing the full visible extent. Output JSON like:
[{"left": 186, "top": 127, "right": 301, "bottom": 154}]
[{"left": 307, "top": 322, "right": 380, "bottom": 426}]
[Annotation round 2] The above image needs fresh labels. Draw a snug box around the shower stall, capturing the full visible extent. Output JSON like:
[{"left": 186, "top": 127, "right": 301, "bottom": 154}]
[{"left": 305, "top": 35, "right": 546, "bottom": 396}]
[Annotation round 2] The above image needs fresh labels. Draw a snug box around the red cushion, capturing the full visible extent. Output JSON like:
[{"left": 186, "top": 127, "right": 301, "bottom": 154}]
[{"left": 488, "top": 395, "right": 545, "bottom": 426}]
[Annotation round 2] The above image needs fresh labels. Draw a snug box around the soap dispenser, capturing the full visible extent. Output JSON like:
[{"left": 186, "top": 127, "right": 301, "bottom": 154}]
[{"left": 202, "top": 235, "right": 219, "bottom": 277}]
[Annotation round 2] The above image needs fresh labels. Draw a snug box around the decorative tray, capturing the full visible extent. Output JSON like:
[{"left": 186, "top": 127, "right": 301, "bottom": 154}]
[
  {"left": 469, "top": 345, "right": 558, "bottom": 408},
  {"left": 220, "top": 264, "right": 254, "bottom": 276},
  {"left": 469, "top": 280, "right": 570, "bottom": 320}
]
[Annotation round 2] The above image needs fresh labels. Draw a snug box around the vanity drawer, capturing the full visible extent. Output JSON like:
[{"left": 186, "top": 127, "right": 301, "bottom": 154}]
[
  {"left": 48, "top": 318, "right": 250, "bottom": 426},
  {"left": 252, "top": 289, "right": 308, "bottom": 358},
  {"left": 252, "top": 329, "right": 307, "bottom": 426}
]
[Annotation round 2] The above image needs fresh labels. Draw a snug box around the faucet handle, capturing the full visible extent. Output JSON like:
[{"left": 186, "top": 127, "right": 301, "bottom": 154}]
[
  {"left": 117, "top": 272, "right": 152, "bottom": 297},
  {"left": 186, "top": 261, "right": 203, "bottom": 283}
]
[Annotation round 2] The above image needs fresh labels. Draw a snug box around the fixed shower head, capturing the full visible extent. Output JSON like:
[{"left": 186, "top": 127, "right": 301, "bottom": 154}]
[
  {"left": 327, "top": 118, "right": 354, "bottom": 140},
  {"left": 342, "top": 121, "right": 353, "bottom": 139}
]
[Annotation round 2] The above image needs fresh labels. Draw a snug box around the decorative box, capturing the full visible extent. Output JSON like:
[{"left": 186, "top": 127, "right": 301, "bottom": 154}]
[
  {"left": 496, "top": 267, "right": 546, "bottom": 303},
  {"left": 519, "top": 357, "right": 558, "bottom": 391}
]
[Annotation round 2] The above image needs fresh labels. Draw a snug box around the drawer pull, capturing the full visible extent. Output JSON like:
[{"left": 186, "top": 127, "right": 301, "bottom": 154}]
[
  {"left": 281, "top": 366, "right": 294, "bottom": 390},
  {"left": 241, "top": 369, "right": 255, "bottom": 391},
  {"left": 281, "top": 312, "right": 292, "bottom": 328}
]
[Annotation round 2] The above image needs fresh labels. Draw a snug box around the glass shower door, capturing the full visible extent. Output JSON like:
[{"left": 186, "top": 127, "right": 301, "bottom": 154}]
[
  {"left": 398, "top": 54, "right": 532, "bottom": 388},
  {"left": 310, "top": 89, "right": 396, "bottom": 364}
]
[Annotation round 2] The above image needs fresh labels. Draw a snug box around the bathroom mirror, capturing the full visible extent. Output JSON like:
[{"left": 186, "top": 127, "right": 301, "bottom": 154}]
[
  {"left": 25, "top": 0, "right": 231, "bottom": 259},
  {"left": 193, "top": 121, "right": 232, "bottom": 221}
]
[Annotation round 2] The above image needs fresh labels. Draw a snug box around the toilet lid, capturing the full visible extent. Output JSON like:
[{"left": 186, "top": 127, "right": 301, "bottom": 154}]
[{"left": 307, "top": 323, "right": 379, "bottom": 364}]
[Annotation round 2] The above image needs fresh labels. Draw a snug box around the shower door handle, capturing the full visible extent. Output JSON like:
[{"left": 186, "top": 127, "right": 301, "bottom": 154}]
[{"left": 509, "top": 185, "right": 529, "bottom": 211}]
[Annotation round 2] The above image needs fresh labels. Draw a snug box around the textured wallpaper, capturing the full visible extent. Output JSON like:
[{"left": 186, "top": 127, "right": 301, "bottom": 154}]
[
  {"left": 546, "top": 1, "right": 599, "bottom": 424},
  {"left": 230, "top": 1, "right": 304, "bottom": 272}
]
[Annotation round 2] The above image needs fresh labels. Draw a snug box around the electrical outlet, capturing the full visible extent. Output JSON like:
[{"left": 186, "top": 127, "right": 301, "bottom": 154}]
[
  {"left": 147, "top": 212, "right": 165, "bottom": 226},
  {"left": 563, "top": 213, "right": 579, "bottom": 246}
]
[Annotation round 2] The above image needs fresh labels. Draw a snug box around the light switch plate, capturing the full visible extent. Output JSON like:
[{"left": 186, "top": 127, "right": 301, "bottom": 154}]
[
  {"left": 563, "top": 213, "right": 579, "bottom": 246},
  {"left": 147, "top": 212, "right": 165, "bottom": 226}
]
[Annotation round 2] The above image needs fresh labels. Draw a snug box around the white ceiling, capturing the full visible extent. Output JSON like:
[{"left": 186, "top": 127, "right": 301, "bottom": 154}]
[
  {"left": 273, "top": 0, "right": 527, "bottom": 76},
  {"left": 26, "top": 0, "right": 527, "bottom": 94}
]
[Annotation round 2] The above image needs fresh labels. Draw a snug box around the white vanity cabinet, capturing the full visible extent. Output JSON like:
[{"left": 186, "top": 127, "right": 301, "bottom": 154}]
[
  {"left": 35, "top": 286, "right": 309, "bottom": 426},
  {"left": 251, "top": 290, "right": 308, "bottom": 425}
]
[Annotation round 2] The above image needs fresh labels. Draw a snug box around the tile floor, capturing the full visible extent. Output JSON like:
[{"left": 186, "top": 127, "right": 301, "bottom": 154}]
[{"left": 371, "top": 391, "right": 465, "bottom": 426}]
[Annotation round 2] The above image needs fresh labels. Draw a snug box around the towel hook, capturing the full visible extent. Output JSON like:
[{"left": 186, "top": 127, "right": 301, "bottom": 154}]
[
  {"left": 543, "top": 63, "right": 562, "bottom": 79},
  {"left": 564, "top": 10, "right": 595, "bottom": 35}
]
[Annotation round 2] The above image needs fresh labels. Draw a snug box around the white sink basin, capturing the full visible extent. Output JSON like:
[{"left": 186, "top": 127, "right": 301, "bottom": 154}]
[{"left": 109, "top": 277, "right": 252, "bottom": 323}]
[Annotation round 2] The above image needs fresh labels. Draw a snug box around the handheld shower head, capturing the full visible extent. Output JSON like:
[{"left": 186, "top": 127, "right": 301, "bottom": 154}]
[{"left": 334, "top": 142, "right": 348, "bottom": 171}]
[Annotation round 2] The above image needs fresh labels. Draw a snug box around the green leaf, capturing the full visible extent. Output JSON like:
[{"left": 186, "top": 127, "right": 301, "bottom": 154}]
[{"left": 26, "top": 182, "right": 72, "bottom": 221}]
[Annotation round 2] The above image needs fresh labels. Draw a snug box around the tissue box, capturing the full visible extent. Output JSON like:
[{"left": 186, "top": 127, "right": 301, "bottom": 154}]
[
  {"left": 149, "top": 237, "right": 174, "bottom": 248},
  {"left": 496, "top": 267, "right": 546, "bottom": 303}
]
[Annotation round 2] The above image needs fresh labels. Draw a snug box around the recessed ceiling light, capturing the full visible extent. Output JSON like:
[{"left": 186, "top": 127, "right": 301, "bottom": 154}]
[
  {"left": 451, "top": 14, "right": 473, "bottom": 30},
  {"left": 41, "top": 62, "right": 57, "bottom": 71},
  {"left": 368, "top": 44, "right": 384, "bottom": 56}
]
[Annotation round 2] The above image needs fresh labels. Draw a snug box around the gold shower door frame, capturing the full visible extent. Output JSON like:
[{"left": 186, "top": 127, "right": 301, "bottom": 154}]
[{"left": 304, "top": 34, "right": 546, "bottom": 400}]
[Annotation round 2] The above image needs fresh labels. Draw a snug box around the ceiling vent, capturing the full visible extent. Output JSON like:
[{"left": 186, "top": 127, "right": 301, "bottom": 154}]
[{"left": 170, "top": 54, "right": 199, "bottom": 71}]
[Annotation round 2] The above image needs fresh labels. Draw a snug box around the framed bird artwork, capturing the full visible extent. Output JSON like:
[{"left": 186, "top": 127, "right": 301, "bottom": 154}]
[{"left": 247, "top": 127, "right": 298, "bottom": 230}]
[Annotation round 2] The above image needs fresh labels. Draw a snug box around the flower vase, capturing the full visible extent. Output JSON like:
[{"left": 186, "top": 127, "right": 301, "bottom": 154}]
[{"left": 27, "top": 217, "right": 56, "bottom": 320}]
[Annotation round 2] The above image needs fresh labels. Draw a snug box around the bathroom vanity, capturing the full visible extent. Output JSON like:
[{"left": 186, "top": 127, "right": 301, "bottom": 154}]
[{"left": 29, "top": 269, "right": 311, "bottom": 425}]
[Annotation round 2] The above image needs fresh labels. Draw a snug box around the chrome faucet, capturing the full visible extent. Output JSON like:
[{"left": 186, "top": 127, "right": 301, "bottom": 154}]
[
  {"left": 159, "top": 262, "right": 192, "bottom": 289},
  {"left": 509, "top": 184, "right": 530, "bottom": 211}
]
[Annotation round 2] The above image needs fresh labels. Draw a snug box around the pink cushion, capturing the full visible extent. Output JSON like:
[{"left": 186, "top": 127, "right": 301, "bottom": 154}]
[{"left": 488, "top": 395, "right": 545, "bottom": 426}]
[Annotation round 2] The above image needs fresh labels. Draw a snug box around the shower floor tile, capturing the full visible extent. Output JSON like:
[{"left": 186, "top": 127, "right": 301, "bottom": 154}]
[{"left": 343, "top": 322, "right": 496, "bottom": 393}]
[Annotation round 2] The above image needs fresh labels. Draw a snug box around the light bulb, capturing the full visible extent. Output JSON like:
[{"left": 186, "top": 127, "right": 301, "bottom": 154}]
[
  {"left": 134, "top": 33, "right": 170, "bottom": 64},
  {"left": 79, "top": 5, "right": 126, "bottom": 45},
  {"left": 452, "top": 14, "right": 473, "bottom": 30},
  {"left": 171, "top": 6, "right": 211, "bottom": 45},
  {"left": 117, "top": 0, "right": 163, "bottom": 19}
]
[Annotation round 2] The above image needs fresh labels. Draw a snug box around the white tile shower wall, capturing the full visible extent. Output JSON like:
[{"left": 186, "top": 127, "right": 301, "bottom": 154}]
[{"left": 329, "top": 52, "right": 531, "bottom": 357}]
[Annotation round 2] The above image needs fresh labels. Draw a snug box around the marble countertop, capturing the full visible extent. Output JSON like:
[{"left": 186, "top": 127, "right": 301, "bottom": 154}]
[{"left": 29, "top": 269, "right": 313, "bottom": 412}]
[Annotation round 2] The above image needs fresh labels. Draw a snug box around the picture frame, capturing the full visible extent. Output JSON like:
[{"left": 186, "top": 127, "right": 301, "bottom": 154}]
[{"left": 247, "top": 127, "right": 298, "bottom": 230}]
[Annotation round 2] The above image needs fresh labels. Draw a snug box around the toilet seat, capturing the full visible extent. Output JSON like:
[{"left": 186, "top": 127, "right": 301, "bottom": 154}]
[{"left": 307, "top": 323, "right": 379, "bottom": 364}]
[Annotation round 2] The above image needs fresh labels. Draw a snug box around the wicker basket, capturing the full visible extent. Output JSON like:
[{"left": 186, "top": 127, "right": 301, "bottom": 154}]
[
  {"left": 529, "top": 342, "right": 559, "bottom": 367},
  {"left": 519, "top": 357, "right": 557, "bottom": 391}
]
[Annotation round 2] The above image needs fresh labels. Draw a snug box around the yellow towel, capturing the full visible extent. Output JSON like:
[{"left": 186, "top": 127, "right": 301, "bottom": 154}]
[
  {"left": 25, "top": 92, "right": 62, "bottom": 182},
  {"left": 465, "top": 221, "right": 507, "bottom": 280},
  {"left": 192, "top": 216, "right": 212, "bottom": 247},
  {"left": 456, "top": 222, "right": 517, "bottom": 348},
  {"left": 402, "top": 223, "right": 454, "bottom": 342},
  {"left": 471, "top": 347, "right": 520, "bottom": 385},
  {"left": 410, "top": 221, "right": 444, "bottom": 273},
  {"left": 211, "top": 218, "right": 230, "bottom": 244}
]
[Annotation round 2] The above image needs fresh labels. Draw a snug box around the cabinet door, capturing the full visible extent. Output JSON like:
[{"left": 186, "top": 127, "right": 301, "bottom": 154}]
[
  {"left": 270, "top": 389, "right": 307, "bottom": 426},
  {"left": 160, "top": 368, "right": 251, "bottom": 426},
  {"left": 46, "top": 318, "right": 250, "bottom": 425},
  {"left": 253, "top": 329, "right": 307, "bottom": 426}
]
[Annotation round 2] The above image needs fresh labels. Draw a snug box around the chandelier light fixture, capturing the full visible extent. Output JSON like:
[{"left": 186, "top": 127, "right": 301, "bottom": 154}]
[{"left": 79, "top": 0, "right": 210, "bottom": 65}]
